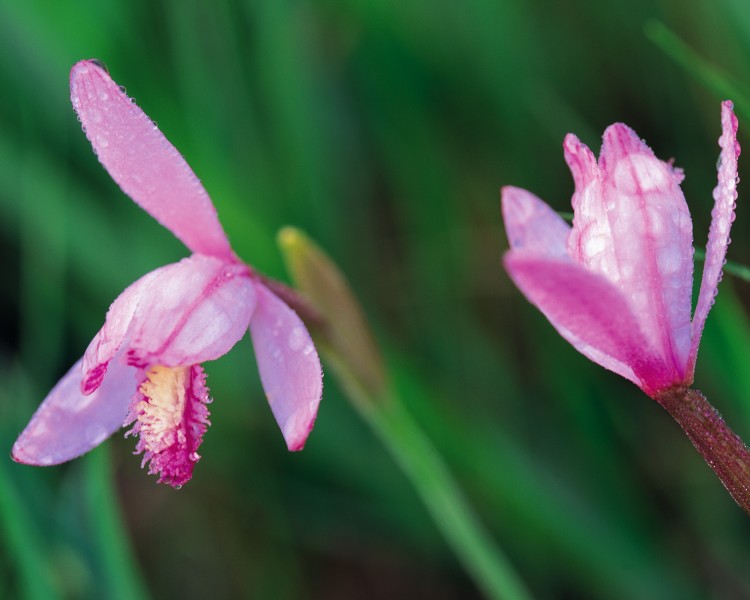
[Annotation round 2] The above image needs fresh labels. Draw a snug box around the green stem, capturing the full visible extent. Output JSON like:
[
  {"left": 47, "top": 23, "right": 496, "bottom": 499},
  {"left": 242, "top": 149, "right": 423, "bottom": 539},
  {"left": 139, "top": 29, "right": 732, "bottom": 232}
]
[
  {"left": 655, "top": 387, "right": 750, "bottom": 516},
  {"left": 357, "top": 390, "right": 532, "bottom": 600}
]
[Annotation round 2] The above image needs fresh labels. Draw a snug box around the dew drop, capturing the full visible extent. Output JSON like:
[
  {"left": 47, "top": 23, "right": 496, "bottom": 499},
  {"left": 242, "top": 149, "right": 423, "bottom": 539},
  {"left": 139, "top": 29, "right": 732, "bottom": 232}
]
[
  {"left": 288, "top": 326, "right": 306, "bottom": 351},
  {"left": 174, "top": 484, "right": 183, "bottom": 490}
]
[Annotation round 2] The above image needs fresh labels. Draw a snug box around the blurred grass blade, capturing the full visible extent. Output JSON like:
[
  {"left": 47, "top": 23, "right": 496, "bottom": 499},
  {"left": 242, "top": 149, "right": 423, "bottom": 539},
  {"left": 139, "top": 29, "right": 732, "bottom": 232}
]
[
  {"left": 645, "top": 20, "right": 750, "bottom": 115},
  {"left": 278, "top": 227, "right": 531, "bottom": 600},
  {"left": 0, "top": 459, "right": 58, "bottom": 599},
  {"left": 82, "top": 448, "right": 149, "bottom": 600}
]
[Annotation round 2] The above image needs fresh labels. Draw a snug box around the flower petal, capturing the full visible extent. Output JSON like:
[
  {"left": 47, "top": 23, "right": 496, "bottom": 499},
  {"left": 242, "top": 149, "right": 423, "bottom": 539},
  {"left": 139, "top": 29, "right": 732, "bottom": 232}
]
[
  {"left": 83, "top": 255, "right": 256, "bottom": 390},
  {"left": 501, "top": 186, "right": 570, "bottom": 258},
  {"left": 70, "top": 60, "right": 233, "bottom": 259},
  {"left": 81, "top": 268, "right": 161, "bottom": 394},
  {"left": 13, "top": 358, "right": 137, "bottom": 465},
  {"left": 688, "top": 100, "right": 741, "bottom": 376},
  {"left": 595, "top": 123, "right": 694, "bottom": 378},
  {"left": 249, "top": 283, "right": 322, "bottom": 451},
  {"left": 504, "top": 252, "right": 673, "bottom": 395},
  {"left": 564, "top": 133, "right": 614, "bottom": 269}
]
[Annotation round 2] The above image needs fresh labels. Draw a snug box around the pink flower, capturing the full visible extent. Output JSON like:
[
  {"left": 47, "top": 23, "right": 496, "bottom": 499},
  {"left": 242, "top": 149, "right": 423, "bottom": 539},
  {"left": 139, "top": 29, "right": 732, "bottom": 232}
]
[
  {"left": 12, "top": 60, "right": 323, "bottom": 487},
  {"left": 501, "top": 101, "right": 739, "bottom": 398}
]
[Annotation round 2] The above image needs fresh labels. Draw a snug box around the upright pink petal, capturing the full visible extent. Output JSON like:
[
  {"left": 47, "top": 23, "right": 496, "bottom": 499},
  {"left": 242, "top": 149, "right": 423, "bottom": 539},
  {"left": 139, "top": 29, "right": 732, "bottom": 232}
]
[
  {"left": 564, "top": 134, "right": 614, "bottom": 271},
  {"left": 83, "top": 255, "right": 256, "bottom": 390},
  {"left": 70, "top": 60, "right": 233, "bottom": 259},
  {"left": 501, "top": 186, "right": 570, "bottom": 258},
  {"left": 596, "top": 124, "right": 694, "bottom": 379},
  {"left": 249, "top": 283, "right": 323, "bottom": 451},
  {"left": 13, "top": 358, "right": 137, "bottom": 466},
  {"left": 688, "top": 100, "right": 741, "bottom": 376},
  {"left": 504, "top": 253, "right": 672, "bottom": 394}
]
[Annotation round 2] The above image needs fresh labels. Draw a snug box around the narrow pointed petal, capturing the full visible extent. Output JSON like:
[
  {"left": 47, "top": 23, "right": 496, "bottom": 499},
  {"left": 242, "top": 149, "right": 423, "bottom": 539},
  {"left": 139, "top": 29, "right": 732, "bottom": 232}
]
[
  {"left": 564, "top": 134, "right": 615, "bottom": 270},
  {"left": 688, "top": 101, "right": 740, "bottom": 376},
  {"left": 595, "top": 123, "right": 694, "bottom": 378},
  {"left": 249, "top": 283, "right": 322, "bottom": 451},
  {"left": 504, "top": 252, "right": 672, "bottom": 394},
  {"left": 564, "top": 132, "right": 598, "bottom": 192},
  {"left": 83, "top": 255, "right": 256, "bottom": 391},
  {"left": 13, "top": 359, "right": 137, "bottom": 465},
  {"left": 70, "top": 60, "right": 233, "bottom": 259},
  {"left": 501, "top": 186, "right": 570, "bottom": 258}
]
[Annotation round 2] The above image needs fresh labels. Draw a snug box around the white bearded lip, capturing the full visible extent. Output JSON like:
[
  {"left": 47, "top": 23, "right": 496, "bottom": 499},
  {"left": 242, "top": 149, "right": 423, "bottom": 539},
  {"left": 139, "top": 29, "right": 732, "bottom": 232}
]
[{"left": 135, "top": 365, "right": 189, "bottom": 453}]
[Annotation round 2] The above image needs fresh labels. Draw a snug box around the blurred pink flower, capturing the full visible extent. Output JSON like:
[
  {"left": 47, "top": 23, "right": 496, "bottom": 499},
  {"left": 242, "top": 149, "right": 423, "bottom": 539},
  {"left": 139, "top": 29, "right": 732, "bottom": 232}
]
[
  {"left": 502, "top": 101, "right": 739, "bottom": 397},
  {"left": 13, "top": 60, "right": 323, "bottom": 487}
]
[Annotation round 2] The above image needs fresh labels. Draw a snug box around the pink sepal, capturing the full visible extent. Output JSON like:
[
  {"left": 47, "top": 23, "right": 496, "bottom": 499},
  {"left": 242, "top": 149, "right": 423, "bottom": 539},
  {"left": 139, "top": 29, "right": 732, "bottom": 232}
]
[
  {"left": 501, "top": 186, "right": 570, "bottom": 258},
  {"left": 688, "top": 100, "right": 740, "bottom": 376},
  {"left": 70, "top": 60, "right": 233, "bottom": 259},
  {"left": 82, "top": 255, "right": 256, "bottom": 392},
  {"left": 504, "top": 252, "right": 674, "bottom": 395},
  {"left": 249, "top": 283, "right": 322, "bottom": 451},
  {"left": 12, "top": 358, "right": 137, "bottom": 465}
]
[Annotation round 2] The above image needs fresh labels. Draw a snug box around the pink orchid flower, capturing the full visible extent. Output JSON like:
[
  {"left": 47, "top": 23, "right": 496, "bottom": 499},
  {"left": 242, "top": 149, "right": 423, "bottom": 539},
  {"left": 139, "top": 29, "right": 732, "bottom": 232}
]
[
  {"left": 501, "top": 102, "right": 750, "bottom": 515},
  {"left": 12, "top": 60, "right": 323, "bottom": 488},
  {"left": 502, "top": 101, "right": 739, "bottom": 398}
]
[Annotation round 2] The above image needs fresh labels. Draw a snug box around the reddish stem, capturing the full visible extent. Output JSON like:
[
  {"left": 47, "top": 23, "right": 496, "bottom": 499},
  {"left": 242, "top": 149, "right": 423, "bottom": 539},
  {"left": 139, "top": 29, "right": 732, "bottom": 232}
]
[{"left": 655, "top": 386, "right": 750, "bottom": 517}]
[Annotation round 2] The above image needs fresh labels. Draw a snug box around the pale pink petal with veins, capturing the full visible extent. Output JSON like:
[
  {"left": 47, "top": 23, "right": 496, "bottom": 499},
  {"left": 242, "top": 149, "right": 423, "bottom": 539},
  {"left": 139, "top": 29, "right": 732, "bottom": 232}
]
[
  {"left": 13, "top": 358, "right": 137, "bottom": 466},
  {"left": 70, "top": 60, "right": 234, "bottom": 259},
  {"left": 564, "top": 133, "right": 613, "bottom": 270},
  {"left": 249, "top": 283, "right": 323, "bottom": 451},
  {"left": 82, "top": 255, "right": 256, "bottom": 391},
  {"left": 594, "top": 124, "right": 693, "bottom": 380},
  {"left": 688, "top": 101, "right": 740, "bottom": 376}
]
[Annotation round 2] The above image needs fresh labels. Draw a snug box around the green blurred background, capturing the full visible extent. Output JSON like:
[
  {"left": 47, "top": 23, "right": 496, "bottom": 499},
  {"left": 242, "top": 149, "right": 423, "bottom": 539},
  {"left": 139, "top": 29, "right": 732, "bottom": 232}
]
[{"left": 2, "top": 0, "right": 750, "bottom": 598}]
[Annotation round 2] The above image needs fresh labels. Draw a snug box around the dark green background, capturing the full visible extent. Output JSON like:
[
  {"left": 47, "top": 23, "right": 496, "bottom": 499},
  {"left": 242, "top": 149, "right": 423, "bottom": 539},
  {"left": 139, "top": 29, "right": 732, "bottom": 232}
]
[{"left": 1, "top": 1, "right": 749, "bottom": 598}]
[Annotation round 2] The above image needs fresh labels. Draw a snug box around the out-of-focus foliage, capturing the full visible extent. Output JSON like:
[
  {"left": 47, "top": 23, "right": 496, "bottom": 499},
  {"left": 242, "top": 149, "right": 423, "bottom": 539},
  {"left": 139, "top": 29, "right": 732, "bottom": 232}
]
[{"left": 1, "top": 0, "right": 750, "bottom": 598}]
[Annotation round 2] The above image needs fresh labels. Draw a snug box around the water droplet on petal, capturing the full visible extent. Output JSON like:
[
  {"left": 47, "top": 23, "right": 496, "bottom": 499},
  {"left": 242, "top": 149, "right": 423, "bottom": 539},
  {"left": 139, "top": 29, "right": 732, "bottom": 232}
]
[{"left": 288, "top": 326, "right": 306, "bottom": 351}]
